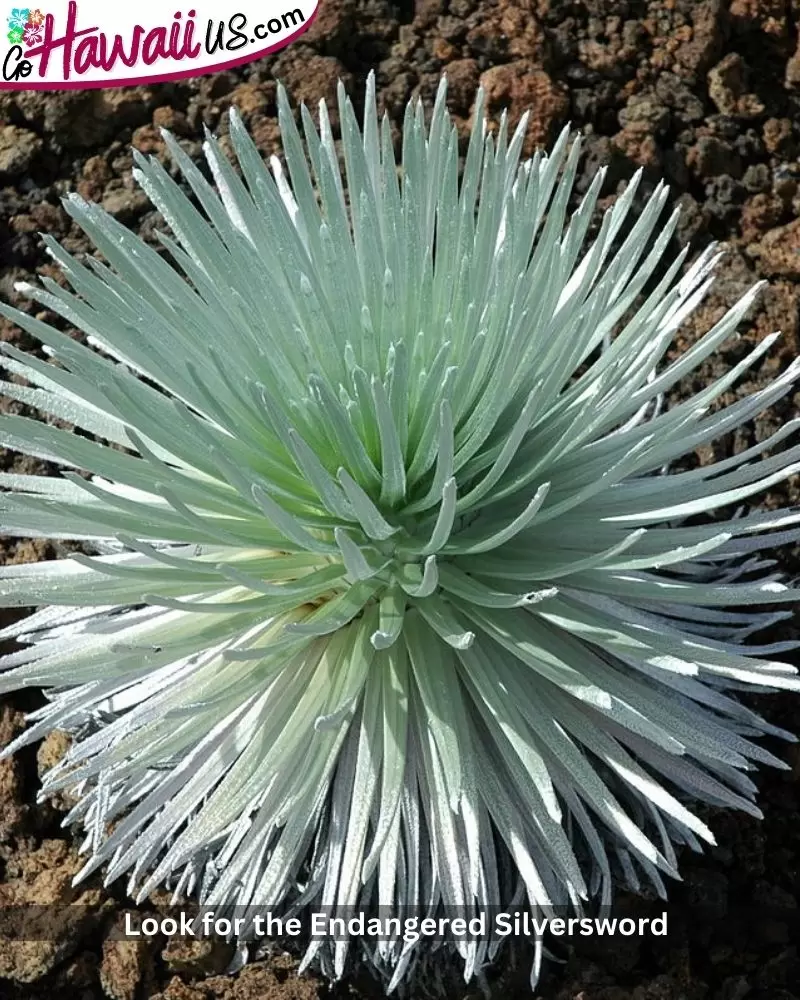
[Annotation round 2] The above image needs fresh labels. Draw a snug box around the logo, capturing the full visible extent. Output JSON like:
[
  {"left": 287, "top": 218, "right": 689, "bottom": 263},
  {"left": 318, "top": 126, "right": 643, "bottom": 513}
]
[
  {"left": 6, "top": 8, "right": 47, "bottom": 47},
  {"left": 1, "top": 0, "right": 318, "bottom": 88}
]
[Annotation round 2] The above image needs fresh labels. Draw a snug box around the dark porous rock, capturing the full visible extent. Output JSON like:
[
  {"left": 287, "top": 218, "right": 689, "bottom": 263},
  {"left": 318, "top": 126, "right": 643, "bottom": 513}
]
[
  {"left": 618, "top": 94, "right": 671, "bottom": 135},
  {"left": 442, "top": 58, "right": 481, "bottom": 115},
  {"left": 704, "top": 173, "right": 745, "bottom": 223},
  {"left": 753, "top": 948, "right": 800, "bottom": 990},
  {"left": 684, "top": 868, "right": 730, "bottom": 922},
  {"left": 0, "top": 126, "right": 43, "bottom": 181},
  {"left": 100, "top": 185, "right": 152, "bottom": 224},
  {"left": 686, "top": 134, "right": 742, "bottom": 179},
  {"left": 716, "top": 975, "right": 751, "bottom": 1000},
  {"left": 674, "top": 192, "right": 708, "bottom": 245},
  {"left": 655, "top": 71, "right": 706, "bottom": 123},
  {"left": 2, "top": 88, "right": 156, "bottom": 149},
  {"left": 742, "top": 162, "right": 771, "bottom": 193}
]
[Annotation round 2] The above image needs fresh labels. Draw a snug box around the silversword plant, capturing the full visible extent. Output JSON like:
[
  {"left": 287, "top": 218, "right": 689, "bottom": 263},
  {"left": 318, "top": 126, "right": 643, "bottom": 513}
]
[{"left": 1, "top": 74, "right": 799, "bottom": 989}]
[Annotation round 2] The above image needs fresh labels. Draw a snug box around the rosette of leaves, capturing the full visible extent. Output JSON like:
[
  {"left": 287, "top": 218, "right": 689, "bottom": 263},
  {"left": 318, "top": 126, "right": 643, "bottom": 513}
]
[{"left": 1, "top": 75, "right": 799, "bottom": 988}]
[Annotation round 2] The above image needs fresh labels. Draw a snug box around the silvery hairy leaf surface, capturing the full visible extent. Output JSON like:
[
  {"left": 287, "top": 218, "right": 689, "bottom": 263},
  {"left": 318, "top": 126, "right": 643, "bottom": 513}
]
[{"left": 0, "top": 72, "right": 799, "bottom": 989}]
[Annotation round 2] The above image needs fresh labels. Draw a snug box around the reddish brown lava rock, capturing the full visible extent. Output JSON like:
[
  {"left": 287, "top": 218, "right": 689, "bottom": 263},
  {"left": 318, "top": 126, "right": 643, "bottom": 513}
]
[
  {"left": 748, "top": 217, "right": 800, "bottom": 279},
  {"left": 100, "top": 913, "right": 153, "bottom": 1000},
  {"left": 673, "top": 0, "right": 726, "bottom": 76},
  {"left": 740, "top": 192, "right": 785, "bottom": 243},
  {"left": 763, "top": 117, "right": 794, "bottom": 156},
  {"left": 272, "top": 52, "right": 352, "bottom": 115},
  {"left": 0, "top": 702, "right": 26, "bottom": 841},
  {"left": 479, "top": 62, "right": 568, "bottom": 151},
  {"left": 0, "top": 839, "right": 109, "bottom": 982},
  {"left": 152, "top": 955, "right": 324, "bottom": 1000},
  {"left": 612, "top": 126, "right": 661, "bottom": 169},
  {"left": 707, "top": 52, "right": 765, "bottom": 117},
  {"left": 152, "top": 106, "right": 191, "bottom": 135},
  {"left": 161, "top": 933, "right": 236, "bottom": 978},
  {"left": 228, "top": 82, "right": 276, "bottom": 120}
]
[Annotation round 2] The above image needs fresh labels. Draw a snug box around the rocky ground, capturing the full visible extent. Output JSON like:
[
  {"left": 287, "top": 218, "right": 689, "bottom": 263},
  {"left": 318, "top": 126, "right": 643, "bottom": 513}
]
[{"left": 1, "top": 0, "right": 800, "bottom": 997}]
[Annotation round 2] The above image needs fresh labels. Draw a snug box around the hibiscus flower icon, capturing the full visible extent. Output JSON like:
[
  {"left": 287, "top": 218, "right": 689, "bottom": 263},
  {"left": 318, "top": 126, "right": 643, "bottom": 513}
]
[
  {"left": 6, "top": 25, "right": 24, "bottom": 43},
  {"left": 6, "top": 7, "right": 30, "bottom": 30},
  {"left": 27, "top": 7, "right": 44, "bottom": 24},
  {"left": 23, "top": 20, "right": 42, "bottom": 44}
]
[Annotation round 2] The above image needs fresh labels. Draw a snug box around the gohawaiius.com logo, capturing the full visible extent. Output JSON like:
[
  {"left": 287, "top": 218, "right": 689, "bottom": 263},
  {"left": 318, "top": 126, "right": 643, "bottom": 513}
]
[{"left": 1, "top": 0, "right": 318, "bottom": 89}]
